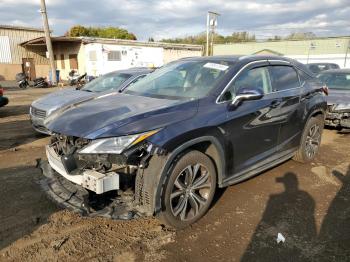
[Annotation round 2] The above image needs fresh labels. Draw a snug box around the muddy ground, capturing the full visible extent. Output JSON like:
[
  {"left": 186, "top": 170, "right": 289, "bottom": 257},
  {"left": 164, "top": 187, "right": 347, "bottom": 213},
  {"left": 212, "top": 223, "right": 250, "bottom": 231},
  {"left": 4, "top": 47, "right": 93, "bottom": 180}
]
[{"left": 0, "top": 86, "right": 349, "bottom": 262}]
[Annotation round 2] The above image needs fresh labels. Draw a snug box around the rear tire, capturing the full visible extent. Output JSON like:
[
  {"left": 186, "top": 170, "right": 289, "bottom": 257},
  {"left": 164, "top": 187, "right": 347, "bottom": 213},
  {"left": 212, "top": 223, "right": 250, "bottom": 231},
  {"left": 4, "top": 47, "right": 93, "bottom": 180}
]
[
  {"left": 159, "top": 150, "right": 217, "bottom": 229},
  {"left": 19, "top": 82, "right": 27, "bottom": 89},
  {"left": 293, "top": 115, "right": 324, "bottom": 163}
]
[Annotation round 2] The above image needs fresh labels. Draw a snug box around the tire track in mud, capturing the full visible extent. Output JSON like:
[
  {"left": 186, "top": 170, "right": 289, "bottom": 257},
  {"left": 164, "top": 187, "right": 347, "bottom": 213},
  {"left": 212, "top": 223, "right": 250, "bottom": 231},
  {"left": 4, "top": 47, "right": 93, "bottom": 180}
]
[{"left": 0, "top": 211, "right": 175, "bottom": 262}]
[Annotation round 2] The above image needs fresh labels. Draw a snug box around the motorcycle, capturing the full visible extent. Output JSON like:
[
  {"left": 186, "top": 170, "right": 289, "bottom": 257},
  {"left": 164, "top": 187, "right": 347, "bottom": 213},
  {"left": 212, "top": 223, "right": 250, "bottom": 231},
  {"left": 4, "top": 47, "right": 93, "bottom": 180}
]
[
  {"left": 15, "top": 73, "right": 29, "bottom": 89},
  {"left": 33, "top": 77, "right": 49, "bottom": 88},
  {"left": 68, "top": 70, "right": 87, "bottom": 89}
]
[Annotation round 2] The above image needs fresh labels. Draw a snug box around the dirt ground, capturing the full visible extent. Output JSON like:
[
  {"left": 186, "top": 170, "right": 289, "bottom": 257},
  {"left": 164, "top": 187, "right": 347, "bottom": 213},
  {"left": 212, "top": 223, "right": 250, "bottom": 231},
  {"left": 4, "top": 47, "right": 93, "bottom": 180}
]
[{"left": 0, "top": 86, "right": 349, "bottom": 262}]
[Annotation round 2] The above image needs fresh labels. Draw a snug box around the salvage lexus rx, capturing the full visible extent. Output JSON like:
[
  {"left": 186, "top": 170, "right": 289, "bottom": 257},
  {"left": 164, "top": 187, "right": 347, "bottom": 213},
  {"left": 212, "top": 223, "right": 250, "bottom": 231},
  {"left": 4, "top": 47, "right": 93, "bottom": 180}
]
[{"left": 41, "top": 55, "right": 327, "bottom": 228}]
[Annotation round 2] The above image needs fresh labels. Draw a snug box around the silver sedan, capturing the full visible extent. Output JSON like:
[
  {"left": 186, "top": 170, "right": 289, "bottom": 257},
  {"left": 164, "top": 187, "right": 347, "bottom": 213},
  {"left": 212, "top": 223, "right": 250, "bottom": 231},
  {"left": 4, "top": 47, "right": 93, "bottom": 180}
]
[{"left": 30, "top": 68, "right": 154, "bottom": 134}]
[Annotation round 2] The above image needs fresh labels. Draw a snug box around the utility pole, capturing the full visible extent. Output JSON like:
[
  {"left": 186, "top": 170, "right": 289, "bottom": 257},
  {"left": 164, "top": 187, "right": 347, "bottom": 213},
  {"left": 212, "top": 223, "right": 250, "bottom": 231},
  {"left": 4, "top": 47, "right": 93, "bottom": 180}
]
[
  {"left": 306, "top": 42, "right": 316, "bottom": 64},
  {"left": 40, "top": 0, "right": 57, "bottom": 85},
  {"left": 206, "top": 13, "right": 210, "bottom": 56},
  {"left": 206, "top": 11, "right": 220, "bottom": 56},
  {"left": 344, "top": 39, "right": 350, "bottom": 68}
]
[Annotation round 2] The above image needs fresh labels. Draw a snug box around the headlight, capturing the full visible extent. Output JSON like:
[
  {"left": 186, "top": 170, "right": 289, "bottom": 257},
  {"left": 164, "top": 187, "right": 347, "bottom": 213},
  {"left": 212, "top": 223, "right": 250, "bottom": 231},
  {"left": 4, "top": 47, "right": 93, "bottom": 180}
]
[
  {"left": 334, "top": 103, "right": 350, "bottom": 111},
  {"left": 78, "top": 129, "right": 160, "bottom": 154}
]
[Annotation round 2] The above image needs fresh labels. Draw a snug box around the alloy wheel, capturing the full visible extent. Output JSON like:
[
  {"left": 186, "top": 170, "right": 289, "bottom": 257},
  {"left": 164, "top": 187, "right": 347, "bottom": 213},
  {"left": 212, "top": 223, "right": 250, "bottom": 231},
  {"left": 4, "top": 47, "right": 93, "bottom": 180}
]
[
  {"left": 305, "top": 124, "right": 321, "bottom": 159},
  {"left": 170, "top": 163, "right": 212, "bottom": 221}
]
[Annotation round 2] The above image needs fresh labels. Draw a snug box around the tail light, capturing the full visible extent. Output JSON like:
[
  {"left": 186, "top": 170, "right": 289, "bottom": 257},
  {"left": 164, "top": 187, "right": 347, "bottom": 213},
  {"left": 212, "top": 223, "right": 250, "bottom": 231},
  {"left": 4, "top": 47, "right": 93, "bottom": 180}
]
[
  {"left": 322, "top": 85, "right": 329, "bottom": 96},
  {"left": 0, "top": 88, "right": 3, "bottom": 96}
]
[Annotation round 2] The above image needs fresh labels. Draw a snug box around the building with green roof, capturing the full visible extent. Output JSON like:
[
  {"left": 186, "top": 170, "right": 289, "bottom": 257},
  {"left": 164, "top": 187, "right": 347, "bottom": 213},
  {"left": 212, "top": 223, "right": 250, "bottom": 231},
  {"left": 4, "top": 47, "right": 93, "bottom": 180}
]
[{"left": 213, "top": 37, "right": 350, "bottom": 68}]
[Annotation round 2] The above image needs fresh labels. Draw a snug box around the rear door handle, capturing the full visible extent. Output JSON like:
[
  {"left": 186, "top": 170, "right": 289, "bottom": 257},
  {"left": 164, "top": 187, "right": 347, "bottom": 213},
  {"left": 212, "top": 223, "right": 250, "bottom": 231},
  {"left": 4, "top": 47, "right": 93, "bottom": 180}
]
[{"left": 270, "top": 100, "right": 282, "bottom": 108}]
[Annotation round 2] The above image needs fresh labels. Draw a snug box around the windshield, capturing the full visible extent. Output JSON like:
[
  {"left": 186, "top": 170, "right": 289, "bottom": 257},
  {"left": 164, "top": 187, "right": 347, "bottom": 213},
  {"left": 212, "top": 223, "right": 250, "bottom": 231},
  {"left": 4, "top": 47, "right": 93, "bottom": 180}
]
[
  {"left": 318, "top": 73, "right": 350, "bottom": 90},
  {"left": 124, "top": 60, "right": 233, "bottom": 99},
  {"left": 82, "top": 73, "right": 131, "bottom": 92}
]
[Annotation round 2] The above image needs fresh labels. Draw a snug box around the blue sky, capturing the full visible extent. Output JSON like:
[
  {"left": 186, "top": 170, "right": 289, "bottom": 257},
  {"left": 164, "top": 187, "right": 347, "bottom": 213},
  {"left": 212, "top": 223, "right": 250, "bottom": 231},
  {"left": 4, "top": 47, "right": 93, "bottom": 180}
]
[{"left": 1, "top": 0, "right": 350, "bottom": 40}]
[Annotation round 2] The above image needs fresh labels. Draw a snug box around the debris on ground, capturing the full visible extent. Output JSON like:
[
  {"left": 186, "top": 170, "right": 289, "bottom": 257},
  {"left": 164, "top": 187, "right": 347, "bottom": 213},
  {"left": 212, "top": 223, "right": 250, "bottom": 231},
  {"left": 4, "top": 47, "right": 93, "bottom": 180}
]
[
  {"left": 51, "top": 236, "right": 69, "bottom": 250},
  {"left": 276, "top": 233, "right": 285, "bottom": 244}
]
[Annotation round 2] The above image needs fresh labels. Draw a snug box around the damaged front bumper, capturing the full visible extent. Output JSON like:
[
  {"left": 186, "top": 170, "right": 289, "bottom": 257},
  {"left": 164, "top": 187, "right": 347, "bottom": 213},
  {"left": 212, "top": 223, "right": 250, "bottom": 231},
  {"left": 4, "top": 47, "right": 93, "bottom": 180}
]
[
  {"left": 39, "top": 134, "right": 166, "bottom": 220},
  {"left": 39, "top": 160, "right": 138, "bottom": 220},
  {"left": 39, "top": 144, "right": 141, "bottom": 220}
]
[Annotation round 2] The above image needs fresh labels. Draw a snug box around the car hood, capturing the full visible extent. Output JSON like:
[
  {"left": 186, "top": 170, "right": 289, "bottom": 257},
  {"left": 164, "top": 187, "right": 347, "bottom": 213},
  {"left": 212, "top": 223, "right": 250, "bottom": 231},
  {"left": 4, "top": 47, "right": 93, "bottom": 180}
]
[
  {"left": 32, "top": 87, "right": 95, "bottom": 113},
  {"left": 327, "top": 89, "right": 350, "bottom": 105},
  {"left": 46, "top": 93, "right": 198, "bottom": 139}
]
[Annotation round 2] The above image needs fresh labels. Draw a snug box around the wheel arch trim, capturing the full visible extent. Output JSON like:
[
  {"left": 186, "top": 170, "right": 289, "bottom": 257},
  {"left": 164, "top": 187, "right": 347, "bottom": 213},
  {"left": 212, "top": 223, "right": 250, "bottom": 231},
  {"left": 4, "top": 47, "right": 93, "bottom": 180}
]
[{"left": 153, "top": 135, "right": 226, "bottom": 214}]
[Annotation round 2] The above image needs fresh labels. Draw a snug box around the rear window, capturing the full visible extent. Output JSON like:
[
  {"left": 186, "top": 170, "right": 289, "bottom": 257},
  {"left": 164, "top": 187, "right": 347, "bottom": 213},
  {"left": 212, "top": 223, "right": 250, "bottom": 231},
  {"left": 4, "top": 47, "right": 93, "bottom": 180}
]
[{"left": 269, "top": 66, "right": 300, "bottom": 92}]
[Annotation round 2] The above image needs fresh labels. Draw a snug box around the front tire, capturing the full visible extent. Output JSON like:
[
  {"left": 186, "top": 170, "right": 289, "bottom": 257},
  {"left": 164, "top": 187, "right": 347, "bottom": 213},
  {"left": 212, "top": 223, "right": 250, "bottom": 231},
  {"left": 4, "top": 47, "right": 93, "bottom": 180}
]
[
  {"left": 159, "top": 150, "right": 217, "bottom": 229},
  {"left": 293, "top": 115, "right": 324, "bottom": 163}
]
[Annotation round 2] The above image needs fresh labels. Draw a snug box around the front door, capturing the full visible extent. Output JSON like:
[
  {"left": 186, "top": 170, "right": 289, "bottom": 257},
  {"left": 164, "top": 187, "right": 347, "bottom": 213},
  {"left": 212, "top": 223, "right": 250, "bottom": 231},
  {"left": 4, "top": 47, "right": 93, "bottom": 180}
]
[
  {"left": 221, "top": 62, "right": 282, "bottom": 175},
  {"left": 22, "top": 58, "right": 36, "bottom": 80}
]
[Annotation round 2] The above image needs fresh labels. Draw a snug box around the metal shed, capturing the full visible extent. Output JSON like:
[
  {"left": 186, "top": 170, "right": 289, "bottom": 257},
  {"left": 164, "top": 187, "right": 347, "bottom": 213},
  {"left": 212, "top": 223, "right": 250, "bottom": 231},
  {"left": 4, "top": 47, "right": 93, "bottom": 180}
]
[{"left": 0, "top": 25, "right": 49, "bottom": 80}]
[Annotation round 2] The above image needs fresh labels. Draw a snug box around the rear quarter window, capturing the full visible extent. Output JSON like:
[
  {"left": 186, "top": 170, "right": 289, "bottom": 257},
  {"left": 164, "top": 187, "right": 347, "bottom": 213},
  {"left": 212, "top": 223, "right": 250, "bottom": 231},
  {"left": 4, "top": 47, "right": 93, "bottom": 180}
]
[
  {"left": 269, "top": 66, "right": 300, "bottom": 92},
  {"left": 296, "top": 68, "right": 317, "bottom": 86}
]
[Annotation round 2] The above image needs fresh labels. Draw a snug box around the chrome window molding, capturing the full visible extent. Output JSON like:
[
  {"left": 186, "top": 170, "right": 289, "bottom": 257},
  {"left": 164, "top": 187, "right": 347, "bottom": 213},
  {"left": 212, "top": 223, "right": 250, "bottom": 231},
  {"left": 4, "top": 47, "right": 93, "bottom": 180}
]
[{"left": 216, "top": 59, "right": 302, "bottom": 104}]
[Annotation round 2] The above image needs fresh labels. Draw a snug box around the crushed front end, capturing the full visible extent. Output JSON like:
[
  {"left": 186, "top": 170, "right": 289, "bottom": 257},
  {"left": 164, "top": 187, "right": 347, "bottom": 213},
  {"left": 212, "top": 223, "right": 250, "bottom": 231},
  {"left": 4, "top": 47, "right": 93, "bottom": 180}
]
[
  {"left": 40, "top": 132, "right": 164, "bottom": 220},
  {"left": 325, "top": 104, "right": 350, "bottom": 129}
]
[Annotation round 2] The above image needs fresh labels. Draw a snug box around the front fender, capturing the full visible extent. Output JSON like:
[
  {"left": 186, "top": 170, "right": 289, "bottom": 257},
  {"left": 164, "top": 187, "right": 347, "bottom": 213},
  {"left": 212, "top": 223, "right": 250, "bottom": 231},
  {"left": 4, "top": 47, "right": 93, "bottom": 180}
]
[{"left": 135, "top": 135, "right": 226, "bottom": 216}]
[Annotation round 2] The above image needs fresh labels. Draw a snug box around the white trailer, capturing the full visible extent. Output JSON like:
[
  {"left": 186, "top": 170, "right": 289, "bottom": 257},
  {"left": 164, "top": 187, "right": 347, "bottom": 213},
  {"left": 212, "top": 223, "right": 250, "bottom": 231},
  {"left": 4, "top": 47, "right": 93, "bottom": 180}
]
[{"left": 84, "top": 43, "right": 164, "bottom": 76}]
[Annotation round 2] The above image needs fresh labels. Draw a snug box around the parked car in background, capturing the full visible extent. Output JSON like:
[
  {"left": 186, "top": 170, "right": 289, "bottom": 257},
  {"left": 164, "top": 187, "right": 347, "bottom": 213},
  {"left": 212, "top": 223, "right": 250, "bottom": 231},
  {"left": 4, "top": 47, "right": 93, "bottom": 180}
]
[
  {"left": 40, "top": 55, "right": 327, "bottom": 228},
  {"left": 0, "top": 87, "right": 9, "bottom": 108},
  {"left": 317, "top": 69, "right": 350, "bottom": 129},
  {"left": 30, "top": 68, "right": 154, "bottom": 134},
  {"left": 306, "top": 63, "right": 340, "bottom": 74}
]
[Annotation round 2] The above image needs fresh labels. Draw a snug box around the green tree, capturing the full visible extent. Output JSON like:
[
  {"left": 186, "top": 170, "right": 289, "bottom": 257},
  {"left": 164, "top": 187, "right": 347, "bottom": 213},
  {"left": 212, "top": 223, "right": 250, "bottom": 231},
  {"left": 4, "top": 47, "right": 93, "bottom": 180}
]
[
  {"left": 285, "top": 32, "right": 316, "bottom": 40},
  {"left": 65, "top": 25, "right": 89, "bottom": 37},
  {"left": 66, "top": 25, "right": 137, "bottom": 40},
  {"left": 160, "top": 31, "right": 256, "bottom": 45}
]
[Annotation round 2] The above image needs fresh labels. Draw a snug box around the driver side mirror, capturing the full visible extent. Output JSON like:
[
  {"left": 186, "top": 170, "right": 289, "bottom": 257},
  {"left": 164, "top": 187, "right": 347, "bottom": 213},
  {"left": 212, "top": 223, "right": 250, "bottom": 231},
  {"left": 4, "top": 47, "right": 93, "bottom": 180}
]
[{"left": 229, "top": 88, "right": 264, "bottom": 109}]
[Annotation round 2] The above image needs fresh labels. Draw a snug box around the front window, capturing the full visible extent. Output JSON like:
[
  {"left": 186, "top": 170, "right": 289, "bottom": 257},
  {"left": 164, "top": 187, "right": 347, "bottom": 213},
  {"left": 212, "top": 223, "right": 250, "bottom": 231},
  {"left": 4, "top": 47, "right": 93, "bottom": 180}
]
[
  {"left": 318, "top": 73, "right": 350, "bottom": 90},
  {"left": 222, "top": 66, "right": 272, "bottom": 102},
  {"left": 125, "top": 60, "right": 234, "bottom": 99},
  {"left": 82, "top": 72, "right": 131, "bottom": 93}
]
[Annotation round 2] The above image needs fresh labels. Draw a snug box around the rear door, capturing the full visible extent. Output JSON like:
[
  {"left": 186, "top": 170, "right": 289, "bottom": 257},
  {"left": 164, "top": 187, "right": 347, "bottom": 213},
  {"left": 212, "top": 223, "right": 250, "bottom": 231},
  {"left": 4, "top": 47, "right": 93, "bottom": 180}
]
[{"left": 268, "top": 62, "right": 302, "bottom": 152}]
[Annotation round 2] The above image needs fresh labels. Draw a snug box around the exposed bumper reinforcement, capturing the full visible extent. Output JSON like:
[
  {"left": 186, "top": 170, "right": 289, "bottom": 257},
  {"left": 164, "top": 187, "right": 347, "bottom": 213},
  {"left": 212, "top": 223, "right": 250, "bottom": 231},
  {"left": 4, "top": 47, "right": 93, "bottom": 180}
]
[
  {"left": 46, "top": 145, "right": 120, "bottom": 194},
  {"left": 38, "top": 160, "right": 138, "bottom": 220}
]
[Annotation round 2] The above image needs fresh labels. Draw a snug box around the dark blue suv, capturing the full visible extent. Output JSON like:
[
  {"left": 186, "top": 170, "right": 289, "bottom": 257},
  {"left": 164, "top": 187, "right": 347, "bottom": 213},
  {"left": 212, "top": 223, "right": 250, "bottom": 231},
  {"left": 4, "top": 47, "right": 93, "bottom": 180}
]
[{"left": 41, "top": 55, "right": 327, "bottom": 228}]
